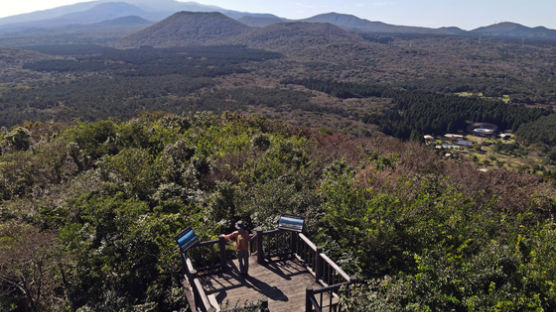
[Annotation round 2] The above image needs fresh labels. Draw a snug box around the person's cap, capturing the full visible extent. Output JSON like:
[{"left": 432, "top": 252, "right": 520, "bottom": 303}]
[{"left": 235, "top": 220, "right": 246, "bottom": 230}]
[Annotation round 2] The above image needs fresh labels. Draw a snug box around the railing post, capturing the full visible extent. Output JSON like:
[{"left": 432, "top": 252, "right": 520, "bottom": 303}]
[
  {"left": 256, "top": 229, "right": 264, "bottom": 264},
  {"left": 306, "top": 287, "right": 314, "bottom": 312},
  {"left": 290, "top": 231, "right": 296, "bottom": 257},
  {"left": 260, "top": 300, "right": 269, "bottom": 312},
  {"left": 218, "top": 236, "right": 227, "bottom": 269},
  {"left": 182, "top": 253, "right": 192, "bottom": 283},
  {"left": 180, "top": 251, "right": 187, "bottom": 273},
  {"left": 314, "top": 247, "right": 323, "bottom": 282}
]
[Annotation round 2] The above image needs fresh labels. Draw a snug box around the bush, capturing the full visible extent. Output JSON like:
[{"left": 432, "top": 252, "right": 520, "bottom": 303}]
[{"left": 1, "top": 127, "right": 31, "bottom": 152}]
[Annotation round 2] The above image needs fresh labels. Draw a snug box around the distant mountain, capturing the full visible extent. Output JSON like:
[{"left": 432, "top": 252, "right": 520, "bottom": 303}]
[
  {"left": 46, "top": 2, "right": 152, "bottom": 26},
  {"left": 0, "top": 1, "right": 185, "bottom": 26},
  {"left": 96, "top": 15, "right": 151, "bottom": 26},
  {"left": 438, "top": 27, "right": 466, "bottom": 35},
  {"left": 120, "top": 11, "right": 250, "bottom": 47},
  {"left": 0, "top": 0, "right": 286, "bottom": 31},
  {"left": 0, "top": 1, "right": 100, "bottom": 26},
  {"left": 471, "top": 22, "right": 556, "bottom": 40},
  {"left": 0, "top": 2, "right": 162, "bottom": 35},
  {"left": 61, "top": 15, "right": 152, "bottom": 35},
  {"left": 303, "top": 13, "right": 380, "bottom": 31},
  {"left": 303, "top": 12, "right": 464, "bottom": 35},
  {"left": 238, "top": 15, "right": 286, "bottom": 27},
  {"left": 239, "top": 22, "right": 363, "bottom": 52},
  {"left": 122, "top": 0, "right": 277, "bottom": 20},
  {"left": 2, "top": 0, "right": 556, "bottom": 43},
  {"left": 0, "top": 15, "right": 152, "bottom": 42},
  {"left": 127, "top": 0, "right": 221, "bottom": 13}
]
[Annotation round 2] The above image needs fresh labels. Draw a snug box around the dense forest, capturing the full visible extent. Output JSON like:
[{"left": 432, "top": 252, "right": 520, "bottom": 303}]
[
  {"left": 23, "top": 45, "right": 281, "bottom": 76},
  {"left": 285, "top": 79, "right": 553, "bottom": 141},
  {"left": 0, "top": 45, "right": 282, "bottom": 127},
  {"left": 0, "top": 113, "right": 554, "bottom": 311},
  {"left": 516, "top": 114, "right": 556, "bottom": 147}
]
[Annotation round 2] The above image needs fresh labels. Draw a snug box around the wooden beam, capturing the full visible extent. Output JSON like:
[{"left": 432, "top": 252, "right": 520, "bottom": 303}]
[
  {"left": 194, "top": 277, "right": 216, "bottom": 312},
  {"left": 318, "top": 253, "right": 351, "bottom": 282},
  {"left": 256, "top": 229, "right": 264, "bottom": 264},
  {"left": 181, "top": 275, "right": 197, "bottom": 312},
  {"left": 314, "top": 247, "right": 322, "bottom": 282},
  {"left": 218, "top": 236, "right": 227, "bottom": 269},
  {"left": 198, "top": 239, "right": 219, "bottom": 247},
  {"left": 298, "top": 233, "right": 318, "bottom": 251},
  {"left": 185, "top": 256, "right": 197, "bottom": 276}
]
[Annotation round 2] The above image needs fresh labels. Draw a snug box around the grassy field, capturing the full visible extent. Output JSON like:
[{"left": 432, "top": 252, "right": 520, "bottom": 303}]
[{"left": 455, "top": 92, "right": 511, "bottom": 103}]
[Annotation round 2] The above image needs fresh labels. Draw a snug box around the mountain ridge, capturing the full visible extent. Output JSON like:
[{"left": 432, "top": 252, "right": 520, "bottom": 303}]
[
  {"left": 471, "top": 21, "right": 556, "bottom": 40},
  {"left": 1, "top": 1, "right": 556, "bottom": 42},
  {"left": 0, "top": 0, "right": 286, "bottom": 29},
  {"left": 238, "top": 15, "right": 287, "bottom": 27},
  {"left": 302, "top": 12, "right": 465, "bottom": 35}
]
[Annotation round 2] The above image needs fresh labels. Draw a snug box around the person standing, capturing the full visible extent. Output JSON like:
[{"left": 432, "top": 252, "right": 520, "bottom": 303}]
[{"left": 220, "top": 220, "right": 252, "bottom": 277}]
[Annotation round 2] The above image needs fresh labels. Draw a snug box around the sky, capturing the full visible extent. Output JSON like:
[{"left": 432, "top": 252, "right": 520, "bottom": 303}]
[{"left": 1, "top": 0, "right": 556, "bottom": 30}]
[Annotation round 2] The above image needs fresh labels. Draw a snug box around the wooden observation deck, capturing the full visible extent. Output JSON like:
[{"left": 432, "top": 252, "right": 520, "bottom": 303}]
[{"left": 180, "top": 229, "right": 354, "bottom": 312}]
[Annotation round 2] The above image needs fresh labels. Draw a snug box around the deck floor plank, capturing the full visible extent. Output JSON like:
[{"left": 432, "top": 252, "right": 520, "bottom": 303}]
[{"left": 199, "top": 256, "right": 321, "bottom": 311}]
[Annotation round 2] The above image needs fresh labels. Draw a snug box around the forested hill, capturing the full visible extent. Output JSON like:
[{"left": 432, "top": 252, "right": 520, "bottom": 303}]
[
  {"left": 472, "top": 22, "right": 556, "bottom": 40},
  {"left": 1, "top": 112, "right": 554, "bottom": 311},
  {"left": 120, "top": 11, "right": 251, "bottom": 47},
  {"left": 118, "top": 11, "right": 361, "bottom": 50},
  {"left": 302, "top": 12, "right": 465, "bottom": 35}
]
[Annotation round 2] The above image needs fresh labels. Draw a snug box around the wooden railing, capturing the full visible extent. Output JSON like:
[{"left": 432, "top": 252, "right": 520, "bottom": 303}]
[
  {"left": 256, "top": 229, "right": 293, "bottom": 260},
  {"left": 305, "top": 282, "right": 352, "bottom": 312},
  {"left": 182, "top": 253, "right": 215, "bottom": 312},
  {"left": 187, "top": 239, "right": 223, "bottom": 274},
  {"left": 182, "top": 235, "right": 261, "bottom": 311},
  {"left": 256, "top": 230, "right": 354, "bottom": 312},
  {"left": 180, "top": 229, "right": 354, "bottom": 312}
]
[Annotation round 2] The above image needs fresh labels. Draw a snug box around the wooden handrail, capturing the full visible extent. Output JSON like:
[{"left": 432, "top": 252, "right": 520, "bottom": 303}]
[
  {"left": 298, "top": 233, "right": 318, "bottom": 251},
  {"left": 311, "top": 281, "right": 351, "bottom": 294},
  {"left": 197, "top": 239, "right": 219, "bottom": 247},
  {"left": 263, "top": 229, "right": 280, "bottom": 235},
  {"left": 193, "top": 277, "right": 216, "bottom": 312},
  {"left": 308, "top": 282, "right": 351, "bottom": 312},
  {"left": 185, "top": 255, "right": 197, "bottom": 276},
  {"left": 319, "top": 253, "right": 351, "bottom": 282}
]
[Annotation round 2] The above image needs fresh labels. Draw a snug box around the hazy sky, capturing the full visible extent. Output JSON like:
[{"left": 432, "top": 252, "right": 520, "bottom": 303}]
[{"left": 1, "top": 0, "right": 556, "bottom": 30}]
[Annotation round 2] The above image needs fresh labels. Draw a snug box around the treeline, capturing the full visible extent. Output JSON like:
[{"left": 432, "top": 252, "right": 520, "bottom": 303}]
[
  {"left": 23, "top": 44, "right": 118, "bottom": 56},
  {"left": 517, "top": 113, "right": 556, "bottom": 147},
  {"left": 0, "top": 75, "right": 213, "bottom": 126},
  {"left": 380, "top": 90, "right": 549, "bottom": 139},
  {"left": 192, "top": 87, "right": 349, "bottom": 116},
  {"left": 1, "top": 46, "right": 282, "bottom": 127},
  {"left": 24, "top": 45, "right": 281, "bottom": 77},
  {"left": 286, "top": 79, "right": 550, "bottom": 139}
]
